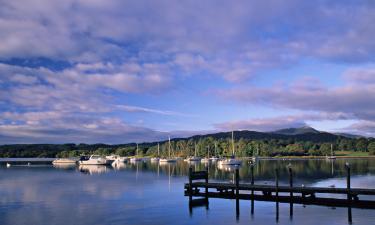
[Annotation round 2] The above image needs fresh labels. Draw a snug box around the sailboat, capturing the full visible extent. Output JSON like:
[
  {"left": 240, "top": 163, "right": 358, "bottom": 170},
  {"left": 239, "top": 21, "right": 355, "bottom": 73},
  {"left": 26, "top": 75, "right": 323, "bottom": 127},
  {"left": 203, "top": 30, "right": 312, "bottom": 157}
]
[
  {"left": 218, "top": 131, "right": 242, "bottom": 166},
  {"left": 151, "top": 143, "right": 160, "bottom": 162},
  {"left": 252, "top": 145, "right": 259, "bottom": 162},
  {"left": 326, "top": 144, "right": 336, "bottom": 160},
  {"left": 160, "top": 137, "right": 177, "bottom": 163},
  {"left": 210, "top": 142, "right": 220, "bottom": 162},
  {"left": 130, "top": 143, "right": 143, "bottom": 162},
  {"left": 201, "top": 146, "right": 211, "bottom": 163},
  {"left": 185, "top": 143, "right": 201, "bottom": 162}
]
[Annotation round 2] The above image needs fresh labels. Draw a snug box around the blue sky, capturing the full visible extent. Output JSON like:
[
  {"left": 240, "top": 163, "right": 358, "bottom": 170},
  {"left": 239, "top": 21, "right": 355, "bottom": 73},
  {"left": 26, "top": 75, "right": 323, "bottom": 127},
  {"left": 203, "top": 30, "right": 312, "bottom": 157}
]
[{"left": 0, "top": 0, "right": 374, "bottom": 143}]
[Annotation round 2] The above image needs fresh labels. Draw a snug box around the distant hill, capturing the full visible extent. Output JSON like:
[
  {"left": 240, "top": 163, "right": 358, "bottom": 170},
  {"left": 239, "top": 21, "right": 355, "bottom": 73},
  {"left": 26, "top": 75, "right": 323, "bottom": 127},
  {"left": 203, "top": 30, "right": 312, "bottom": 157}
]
[
  {"left": 176, "top": 128, "right": 340, "bottom": 143},
  {"left": 333, "top": 133, "right": 364, "bottom": 139},
  {"left": 271, "top": 126, "right": 320, "bottom": 135}
]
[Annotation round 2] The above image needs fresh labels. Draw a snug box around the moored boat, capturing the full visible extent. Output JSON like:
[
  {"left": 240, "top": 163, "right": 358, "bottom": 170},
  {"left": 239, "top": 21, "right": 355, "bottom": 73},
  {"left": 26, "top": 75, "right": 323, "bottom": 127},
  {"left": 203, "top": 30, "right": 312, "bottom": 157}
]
[
  {"left": 52, "top": 158, "right": 78, "bottom": 164},
  {"left": 79, "top": 155, "right": 110, "bottom": 165}
]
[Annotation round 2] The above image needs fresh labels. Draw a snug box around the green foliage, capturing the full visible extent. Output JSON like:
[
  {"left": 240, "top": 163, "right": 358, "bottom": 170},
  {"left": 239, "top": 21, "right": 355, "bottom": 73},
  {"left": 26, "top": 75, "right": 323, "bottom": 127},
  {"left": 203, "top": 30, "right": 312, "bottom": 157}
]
[
  {"left": 0, "top": 132, "right": 373, "bottom": 158},
  {"left": 368, "top": 142, "right": 375, "bottom": 155}
]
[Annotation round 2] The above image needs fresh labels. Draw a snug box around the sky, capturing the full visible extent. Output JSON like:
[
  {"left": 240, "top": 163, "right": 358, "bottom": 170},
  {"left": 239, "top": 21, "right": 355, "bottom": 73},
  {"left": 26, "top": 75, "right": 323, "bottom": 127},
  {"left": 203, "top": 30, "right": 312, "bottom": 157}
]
[{"left": 0, "top": 0, "right": 375, "bottom": 144}]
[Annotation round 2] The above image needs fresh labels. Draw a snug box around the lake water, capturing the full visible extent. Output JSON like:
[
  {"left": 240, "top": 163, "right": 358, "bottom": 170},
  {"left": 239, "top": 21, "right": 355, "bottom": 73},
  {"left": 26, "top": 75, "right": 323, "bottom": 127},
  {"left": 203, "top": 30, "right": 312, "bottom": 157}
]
[{"left": 0, "top": 158, "right": 374, "bottom": 225}]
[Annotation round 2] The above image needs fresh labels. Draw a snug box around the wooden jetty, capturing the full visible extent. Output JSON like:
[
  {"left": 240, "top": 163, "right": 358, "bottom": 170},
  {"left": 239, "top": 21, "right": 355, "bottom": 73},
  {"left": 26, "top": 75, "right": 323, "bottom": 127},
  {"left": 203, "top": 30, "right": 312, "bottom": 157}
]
[{"left": 185, "top": 164, "right": 375, "bottom": 223}]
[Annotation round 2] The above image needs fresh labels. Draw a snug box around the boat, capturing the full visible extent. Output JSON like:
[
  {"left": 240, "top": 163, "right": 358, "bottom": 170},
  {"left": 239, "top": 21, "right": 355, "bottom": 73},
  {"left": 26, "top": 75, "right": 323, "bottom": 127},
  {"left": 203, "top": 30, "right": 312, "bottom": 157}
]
[
  {"left": 326, "top": 144, "right": 336, "bottom": 160},
  {"left": 159, "top": 136, "right": 177, "bottom": 163},
  {"left": 210, "top": 142, "right": 220, "bottom": 162},
  {"left": 151, "top": 143, "right": 160, "bottom": 162},
  {"left": 79, "top": 155, "right": 110, "bottom": 165},
  {"left": 105, "top": 155, "right": 119, "bottom": 164},
  {"left": 201, "top": 146, "right": 211, "bottom": 163},
  {"left": 52, "top": 158, "right": 78, "bottom": 165},
  {"left": 218, "top": 131, "right": 242, "bottom": 166},
  {"left": 6, "top": 163, "right": 11, "bottom": 168},
  {"left": 185, "top": 143, "right": 201, "bottom": 162},
  {"left": 130, "top": 144, "right": 144, "bottom": 162}
]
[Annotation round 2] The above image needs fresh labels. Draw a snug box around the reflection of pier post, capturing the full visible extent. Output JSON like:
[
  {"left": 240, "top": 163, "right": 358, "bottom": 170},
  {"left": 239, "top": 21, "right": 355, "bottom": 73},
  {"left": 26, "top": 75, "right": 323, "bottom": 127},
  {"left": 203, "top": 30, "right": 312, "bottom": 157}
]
[
  {"left": 288, "top": 166, "right": 293, "bottom": 219},
  {"left": 345, "top": 163, "right": 352, "bottom": 223},
  {"left": 275, "top": 168, "right": 279, "bottom": 222},
  {"left": 235, "top": 168, "right": 240, "bottom": 220},
  {"left": 251, "top": 164, "right": 254, "bottom": 215}
]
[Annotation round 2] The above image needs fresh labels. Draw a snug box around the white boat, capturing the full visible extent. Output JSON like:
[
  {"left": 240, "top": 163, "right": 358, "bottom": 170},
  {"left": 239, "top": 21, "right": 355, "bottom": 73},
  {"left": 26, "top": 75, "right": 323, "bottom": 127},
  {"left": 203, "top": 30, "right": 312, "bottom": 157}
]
[
  {"left": 185, "top": 143, "right": 201, "bottom": 162},
  {"left": 218, "top": 131, "right": 241, "bottom": 166},
  {"left": 6, "top": 163, "right": 11, "bottom": 168},
  {"left": 151, "top": 143, "right": 160, "bottom": 162},
  {"left": 159, "top": 136, "right": 177, "bottom": 163},
  {"left": 130, "top": 144, "right": 144, "bottom": 162},
  {"left": 210, "top": 156, "right": 220, "bottom": 162},
  {"left": 326, "top": 144, "right": 336, "bottom": 160},
  {"left": 105, "top": 155, "right": 120, "bottom": 163},
  {"left": 79, "top": 155, "right": 110, "bottom": 165},
  {"left": 219, "top": 158, "right": 242, "bottom": 166},
  {"left": 52, "top": 158, "right": 78, "bottom": 164},
  {"left": 201, "top": 145, "right": 212, "bottom": 163},
  {"left": 210, "top": 142, "right": 220, "bottom": 162}
]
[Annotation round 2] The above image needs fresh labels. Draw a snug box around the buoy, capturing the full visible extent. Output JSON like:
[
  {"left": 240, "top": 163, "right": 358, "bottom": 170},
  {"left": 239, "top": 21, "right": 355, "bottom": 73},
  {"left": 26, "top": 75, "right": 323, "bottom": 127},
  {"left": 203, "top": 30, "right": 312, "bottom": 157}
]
[{"left": 6, "top": 163, "right": 11, "bottom": 167}]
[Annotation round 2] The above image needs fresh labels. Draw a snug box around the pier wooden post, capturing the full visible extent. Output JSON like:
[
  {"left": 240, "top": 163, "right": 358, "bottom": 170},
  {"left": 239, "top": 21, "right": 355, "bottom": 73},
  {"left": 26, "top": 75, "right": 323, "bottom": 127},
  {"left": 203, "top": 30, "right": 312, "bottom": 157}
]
[
  {"left": 251, "top": 164, "right": 254, "bottom": 215},
  {"left": 275, "top": 168, "right": 279, "bottom": 222},
  {"left": 235, "top": 168, "right": 240, "bottom": 219},
  {"left": 288, "top": 166, "right": 293, "bottom": 218},
  {"left": 189, "top": 167, "right": 193, "bottom": 202},
  {"left": 205, "top": 166, "right": 209, "bottom": 203},
  {"left": 346, "top": 163, "right": 352, "bottom": 223}
]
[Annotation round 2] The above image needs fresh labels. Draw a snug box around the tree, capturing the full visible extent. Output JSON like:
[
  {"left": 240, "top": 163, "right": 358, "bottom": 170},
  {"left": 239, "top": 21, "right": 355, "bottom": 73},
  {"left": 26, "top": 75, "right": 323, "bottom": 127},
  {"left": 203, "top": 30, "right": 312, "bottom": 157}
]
[
  {"left": 356, "top": 138, "right": 368, "bottom": 152},
  {"left": 368, "top": 142, "right": 375, "bottom": 155}
]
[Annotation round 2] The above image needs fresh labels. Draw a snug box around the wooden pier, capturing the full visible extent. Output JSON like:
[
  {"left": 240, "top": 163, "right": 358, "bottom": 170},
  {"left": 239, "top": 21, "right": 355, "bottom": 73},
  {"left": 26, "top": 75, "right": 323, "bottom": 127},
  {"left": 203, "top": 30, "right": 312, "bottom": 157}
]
[{"left": 185, "top": 164, "right": 375, "bottom": 223}]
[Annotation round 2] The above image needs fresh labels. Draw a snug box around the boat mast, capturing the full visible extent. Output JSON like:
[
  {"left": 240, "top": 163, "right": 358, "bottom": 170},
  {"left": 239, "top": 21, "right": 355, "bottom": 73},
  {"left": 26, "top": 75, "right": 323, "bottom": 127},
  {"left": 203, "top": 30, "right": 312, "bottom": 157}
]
[
  {"left": 157, "top": 143, "right": 160, "bottom": 157},
  {"left": 214, "top": 142, "right": 217, "bottom": 157},
  {"left": 136, "top": 143, "right": 139, "bottom": 156},
  {"left": 331, "top": 144, "right": 333, "bottom": 157},
  {"left": 194, "top": 143, "right": 197, "bottom": 157},
  {"left": 168, "top": 136, "right": 171, "bottom": 158},
  {"left": 232, "top": 131, "right": 235, "bottom": 157}
]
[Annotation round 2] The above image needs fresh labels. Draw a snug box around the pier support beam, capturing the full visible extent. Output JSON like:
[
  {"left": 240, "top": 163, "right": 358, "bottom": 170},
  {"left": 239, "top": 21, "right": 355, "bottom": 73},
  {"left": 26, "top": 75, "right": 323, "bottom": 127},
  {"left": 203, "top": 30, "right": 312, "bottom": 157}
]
[
  {"left": 235, "top": 168, "right": 240, "bottom": 219},
  {"left": 275, "top": 168, "right": 279, "bottom": 222},
  {"left": 251, "top": 163, "right": 254, "bottom": 215},
  {"left": 288, "top": 166, "right": 294, "bottom": 219},
  {"left": 346, "top": 163, "right": 352, "bottom": 223}
]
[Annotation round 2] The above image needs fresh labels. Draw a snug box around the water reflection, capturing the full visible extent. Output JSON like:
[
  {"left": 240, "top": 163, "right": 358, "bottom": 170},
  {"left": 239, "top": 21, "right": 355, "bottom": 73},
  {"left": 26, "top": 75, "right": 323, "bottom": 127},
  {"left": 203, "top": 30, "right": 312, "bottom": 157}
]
[
  {"left": 78, "top": 165, "right": 110, "bottom": 174},
  {"left": 0, "top": 158, "right": 374, "bottom": 225}
]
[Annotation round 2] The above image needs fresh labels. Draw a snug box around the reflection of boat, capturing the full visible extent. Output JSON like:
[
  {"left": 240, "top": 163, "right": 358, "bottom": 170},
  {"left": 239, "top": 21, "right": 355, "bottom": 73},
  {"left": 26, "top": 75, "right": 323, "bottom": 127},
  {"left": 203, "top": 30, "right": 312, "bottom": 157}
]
[
  {"left": 217, "top": 163, "right": 240, "bottom": 172},
  {"left": 159, "top": 136, "right": 177, "bottom": 163},
  {"left": 52, "top": 158, "right": 78, "bottom": 164},
  {"left": 112, "top": 161, "right": 127, "bottom": 170},
  {"left": 53, "top": 163, "right": 77, "bottom": 169},
  {"left": 79, "top": 155, "right": 110, "bottom": 165},
  {"left": 79, "top": 165, "right": 108, "bottom": 174},
  {"left": 218, "top": 131, "right": 242, "bottom": 166},
  {"left": 151, "top": 143, "right": 160, "bottom": 162}
]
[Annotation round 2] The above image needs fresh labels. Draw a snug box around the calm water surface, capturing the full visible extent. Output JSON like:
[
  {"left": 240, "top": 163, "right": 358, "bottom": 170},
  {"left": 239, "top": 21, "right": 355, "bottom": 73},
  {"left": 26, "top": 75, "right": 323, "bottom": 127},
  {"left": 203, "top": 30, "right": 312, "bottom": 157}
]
[{"left": 0, "top": 159, "right": 374, "bottom": 225}]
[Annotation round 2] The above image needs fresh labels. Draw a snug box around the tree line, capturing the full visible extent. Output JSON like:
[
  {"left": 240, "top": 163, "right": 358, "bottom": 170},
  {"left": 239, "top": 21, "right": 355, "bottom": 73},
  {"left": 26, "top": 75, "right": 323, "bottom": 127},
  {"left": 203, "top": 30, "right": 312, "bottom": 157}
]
[{"left": 0, "top": 135, "right": 374, "bottom": 158}]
